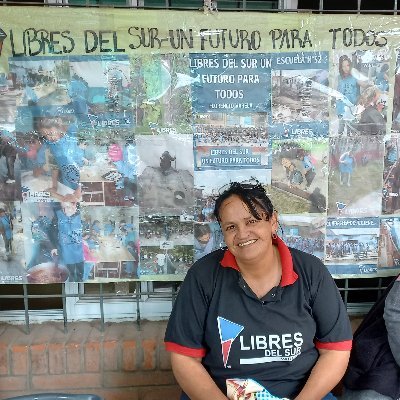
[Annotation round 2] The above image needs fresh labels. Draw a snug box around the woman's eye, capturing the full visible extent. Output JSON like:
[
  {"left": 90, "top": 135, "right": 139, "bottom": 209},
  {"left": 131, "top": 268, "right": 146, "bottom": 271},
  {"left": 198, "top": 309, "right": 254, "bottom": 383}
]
[
  {"left": 247, "top": 219, "right": 257, "bottom": 224},
  {"left": 225, "top": 225, "right": 235, "bottom": 231}
]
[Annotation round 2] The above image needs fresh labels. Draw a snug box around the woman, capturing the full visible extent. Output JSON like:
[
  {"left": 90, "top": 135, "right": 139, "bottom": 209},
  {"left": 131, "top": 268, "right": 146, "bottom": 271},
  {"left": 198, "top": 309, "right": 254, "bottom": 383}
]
[
  {"left": 165, "top": 181, "right": 352, "bottom": 400},
  {"left": 356, "top": 85, "right": 386, "bottom": 136},
  {"left": 336, "top": 55, "right": 362, "bottom": 135}
]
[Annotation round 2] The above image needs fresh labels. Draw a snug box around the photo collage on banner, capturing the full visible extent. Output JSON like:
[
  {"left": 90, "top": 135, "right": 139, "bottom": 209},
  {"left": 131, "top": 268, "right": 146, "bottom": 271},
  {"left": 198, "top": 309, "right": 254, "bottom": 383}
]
[
  {"left": 0, "top": 54, "right": 141, "bottom": 283},
  {"left": 2, "top": 10, "right": 400, "bottom": 283},
  {"left": 134, "top": 53, "right": 195, "bottom": 278}
]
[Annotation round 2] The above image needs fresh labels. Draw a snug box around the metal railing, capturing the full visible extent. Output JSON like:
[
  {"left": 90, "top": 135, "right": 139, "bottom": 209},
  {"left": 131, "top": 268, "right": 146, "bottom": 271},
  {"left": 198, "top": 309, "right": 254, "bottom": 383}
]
[{"left": 0, "top": 276, "right": 396, "bottom": 334}]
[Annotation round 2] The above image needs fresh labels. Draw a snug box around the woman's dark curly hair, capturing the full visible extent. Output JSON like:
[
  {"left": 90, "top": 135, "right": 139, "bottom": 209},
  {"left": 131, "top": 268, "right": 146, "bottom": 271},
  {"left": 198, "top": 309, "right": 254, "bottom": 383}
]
[{"left": 213, "top": 181, "right": 275, "bottom": 223}]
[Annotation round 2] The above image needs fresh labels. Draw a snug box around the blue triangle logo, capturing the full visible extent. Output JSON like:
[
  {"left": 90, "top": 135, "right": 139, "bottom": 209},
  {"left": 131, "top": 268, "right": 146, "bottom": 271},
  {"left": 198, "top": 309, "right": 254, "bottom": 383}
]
[{"left": 217, "top": 317, "right": 244, "bottom": 342}]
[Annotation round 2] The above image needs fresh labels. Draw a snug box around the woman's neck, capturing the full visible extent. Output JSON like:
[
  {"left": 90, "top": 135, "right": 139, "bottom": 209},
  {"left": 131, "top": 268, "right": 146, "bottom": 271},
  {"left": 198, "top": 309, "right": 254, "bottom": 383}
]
[{"left": 239, "top": 245, "right": 282, "bottom": 298}]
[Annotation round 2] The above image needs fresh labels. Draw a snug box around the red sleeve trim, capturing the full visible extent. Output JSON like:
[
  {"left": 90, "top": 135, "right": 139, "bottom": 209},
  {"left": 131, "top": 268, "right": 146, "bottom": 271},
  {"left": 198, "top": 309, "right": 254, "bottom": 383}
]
[
  {"left": 164, "top": 341, "right": 207, "bottom": 358},
  {"left": 315, "top": 339, "right": 352, "bottom": 351}
]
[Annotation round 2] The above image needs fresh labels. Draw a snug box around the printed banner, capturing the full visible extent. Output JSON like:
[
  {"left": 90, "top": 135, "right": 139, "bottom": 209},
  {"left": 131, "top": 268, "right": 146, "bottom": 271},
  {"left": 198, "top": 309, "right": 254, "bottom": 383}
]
[{"left": 1, "top": 7, "right": 400, "bottom": 282}]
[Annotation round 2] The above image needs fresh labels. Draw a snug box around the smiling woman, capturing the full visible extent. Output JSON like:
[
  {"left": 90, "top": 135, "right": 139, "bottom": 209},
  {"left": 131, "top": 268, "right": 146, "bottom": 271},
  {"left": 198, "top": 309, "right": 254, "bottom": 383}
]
[{"left": 164, "top": 181, "right": 353, "bottom": 400}]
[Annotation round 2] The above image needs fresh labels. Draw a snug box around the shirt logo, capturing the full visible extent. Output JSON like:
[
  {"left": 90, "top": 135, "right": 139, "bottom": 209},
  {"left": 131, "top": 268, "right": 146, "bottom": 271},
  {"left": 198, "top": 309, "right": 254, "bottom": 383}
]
[
  {"left": 217, "top": 316, "right": 244, "bottom": 368},
  {"left": 336, "top": 201, "right": 347, "bottom": 215}
]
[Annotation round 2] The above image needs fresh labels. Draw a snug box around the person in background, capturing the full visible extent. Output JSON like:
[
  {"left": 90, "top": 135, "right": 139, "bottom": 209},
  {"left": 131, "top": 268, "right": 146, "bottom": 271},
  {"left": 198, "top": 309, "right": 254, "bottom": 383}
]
[
  {"left": 165, "top": 181, "right": 352, "bottom": 400},
  {"left": 33, "top": 110, "right": 83, "bottom": 203},
  {"left": 104, "top": 220, "right": 115, "bottom": 236},
  {"left": 374, "top": 64, "right": 389, "bottom": 93},
  {"left": 49, "top": 202, "right": 84, "bottom": 282},
  {"left": 0, "top": 131, "right": 17, "bottom": 184},
  {"left": 68, "top": 74, "right": 89, "bottom": 117},
  {"left": 339, "top": 150, "right": 356, "bottom": 187},
  {"left": 340, "top": 274, "right": 400, "bottom": 400},
  {"left": 336, "top": 55, "right": 363, "bottom": 135},
  {"left": 194, "top": 223, "right": 224, "bottom": 261},
  {"left": 82, "top": 232, "right": 96, "bottom": 281},
  {"left": 357, "top": 85, "right": 386, "bottom": 136},
  {"left": 298, "top": 150, "right": 316, "bottom": 190},
  {"left": 160, "top": 150, "right": 176, "bottom": 176},
  {"left": 0, "top": 208, "right": 13, "bottom": 260},
  {"left": 26, "top": 211, "right": 52, "bottom": 269},
  {"left": 107, "top": 141, "right": 137, "bottom": 203}
]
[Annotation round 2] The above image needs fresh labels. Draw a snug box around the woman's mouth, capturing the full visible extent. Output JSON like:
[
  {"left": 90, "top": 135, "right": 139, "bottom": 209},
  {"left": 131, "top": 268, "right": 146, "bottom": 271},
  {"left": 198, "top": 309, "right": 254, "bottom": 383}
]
[{"left": 238, "top": 239, "right": 257, "bottom": 247}]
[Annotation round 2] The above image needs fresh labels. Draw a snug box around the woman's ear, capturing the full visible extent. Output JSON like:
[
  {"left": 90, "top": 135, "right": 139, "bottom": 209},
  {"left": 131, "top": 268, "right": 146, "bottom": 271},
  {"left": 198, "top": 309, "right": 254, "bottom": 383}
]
[{"left": 271, "top": 211, "right": 278, "bottom": 230}]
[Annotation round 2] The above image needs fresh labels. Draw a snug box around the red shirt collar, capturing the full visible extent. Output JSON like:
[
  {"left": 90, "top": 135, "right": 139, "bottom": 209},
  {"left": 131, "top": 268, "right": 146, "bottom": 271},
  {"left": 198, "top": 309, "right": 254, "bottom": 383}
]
[{"left": 220, "top": 236, "right": 298, "bottom": 287}]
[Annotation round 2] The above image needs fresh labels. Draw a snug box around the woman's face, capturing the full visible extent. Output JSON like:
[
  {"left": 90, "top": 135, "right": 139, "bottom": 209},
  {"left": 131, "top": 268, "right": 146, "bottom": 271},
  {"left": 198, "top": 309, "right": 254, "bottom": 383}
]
[
  {"left": 342, "top": 60, "right": 351, "bottom": 76},
  {"left": 218, "top": 194, "right": 277, "bottom": 266},
  {"left": 36, "top": 118, "right": 64, "bottom": 142}
]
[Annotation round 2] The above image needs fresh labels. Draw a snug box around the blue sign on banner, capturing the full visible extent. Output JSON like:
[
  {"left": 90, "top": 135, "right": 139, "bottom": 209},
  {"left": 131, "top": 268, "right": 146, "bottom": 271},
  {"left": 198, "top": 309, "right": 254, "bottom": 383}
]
[{"left": 190, "top": 53, "right": 271, "bottom": 113}]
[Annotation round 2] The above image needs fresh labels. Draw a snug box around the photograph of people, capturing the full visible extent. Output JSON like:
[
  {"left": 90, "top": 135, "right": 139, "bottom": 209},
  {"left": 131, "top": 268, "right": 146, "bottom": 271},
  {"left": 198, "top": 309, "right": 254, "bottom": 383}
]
[
  {"left": 80, "top": 207, "right": 139, "bottom": 280},
  {"left": 20, "top": 106, "right": 84, "bottom": 203},
  {"left": 332, "top": 50, "right": 390, "bottom": 137},
  {"left": 328, "top": 136, "right": 384, "bottom": 217},
  {"left": 165, "top": 181, "right": 352, "bottom": 400},
  {"left": 136, "top": 134, "right": 194, "bottom": 216},
  {"left": 378, "top": 217, "right": 400, "bottom": 270},
  {"left": 382, "top": 136, "right": 400, "bottom": 214},
  {"left": 139, "top": 215, "right": 193, "bottom": 247},
  {"left": 0, "top": 202, "right": 25, "bottom": 281},
  {"left": 193, "top": 222, "right": 224, "bottom": 261},
  {"left": 271, "top": 140, "right": 328, "bottom": 215},
  {"left": 271, "top": 66, "right": 330, "bottom": 123}
]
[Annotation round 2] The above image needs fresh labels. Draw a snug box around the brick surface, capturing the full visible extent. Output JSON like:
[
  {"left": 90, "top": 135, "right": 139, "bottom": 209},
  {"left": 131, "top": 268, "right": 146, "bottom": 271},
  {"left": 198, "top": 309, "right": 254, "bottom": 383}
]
[
  {"left": 103, "top": 340, "right": 118, "bottom": 371},
  {"left": 32, "top": 373, "right": 102, "bottom": 390},
  {"left": 122, "top": 340, "right": 136, "bottom": 371},
  {"left": 85, "top": 342, "right": 101, "bottom": 372},
  {"left": 0, "top": 321, "right": 183, "bottom": 400},
  {"left": 103, "top": 371, "right": 176, "bottom": 388},
  {"left": 30, "top": 343, "right": 48, "bottom": 375},
  {"left": 141, "top": 339, "right": 157, "bottom": 370},
  {"left": 0, "top": 376, "right": 28, "bottom": 391},
  {"left": 158, "top": 339, "right": 171, "bottom": 370},
  {"left": 11, "top": 345, "right": 28, "bottom": 375},
  {"left": 66, "top": 342, "right": 82, "bottom": 374},
  {"left": 49, "top": 342, "right": 66, "bottom": 374},
  {"left": 0, "top": 343, "right": 8, "bottom": 375}
]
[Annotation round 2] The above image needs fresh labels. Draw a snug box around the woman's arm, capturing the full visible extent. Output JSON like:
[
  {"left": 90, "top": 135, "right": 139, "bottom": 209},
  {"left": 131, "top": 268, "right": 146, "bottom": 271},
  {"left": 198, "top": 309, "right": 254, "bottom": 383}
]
[
  {"left": 171, "top": 353, "right": 228, "bottom": 400},
  {"left": 294, "top": 349, "right": 350, "bottom": 400},
  {"left": 384, "top": 280, "right": 400, "bottom": 367}
]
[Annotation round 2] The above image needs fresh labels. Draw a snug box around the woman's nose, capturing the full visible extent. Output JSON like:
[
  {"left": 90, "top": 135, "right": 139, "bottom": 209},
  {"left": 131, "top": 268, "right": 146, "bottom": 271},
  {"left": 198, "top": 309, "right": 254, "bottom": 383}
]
[{"left": 235, "top": 224, "right": 249, "bottom": 238}]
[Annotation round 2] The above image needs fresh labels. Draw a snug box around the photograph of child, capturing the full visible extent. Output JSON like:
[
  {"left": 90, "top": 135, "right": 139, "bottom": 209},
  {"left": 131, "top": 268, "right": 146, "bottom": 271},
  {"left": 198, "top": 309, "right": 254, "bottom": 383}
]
[
  {"left": 328, "top": 136, "right": 384, "bottom": 217},
  {"left": 19, "top": 106, "right": 83, "bottom": 203},
  {"left": 78, "top": 136, "right": 138, "bottom": 207},
  {"left": 0, "top": 201, "right": 25, "bottom": 282},
  {"left": 80, "top": 206, "right": 139, "bottom": 280},
  {"left": 270, "top": 139, "right": 328, "bottom": 215},
  {"left": 23, "top": 201, "right": 84, "bottom": 283}
]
